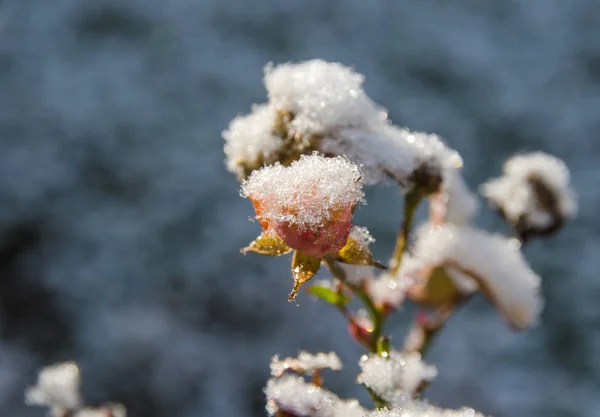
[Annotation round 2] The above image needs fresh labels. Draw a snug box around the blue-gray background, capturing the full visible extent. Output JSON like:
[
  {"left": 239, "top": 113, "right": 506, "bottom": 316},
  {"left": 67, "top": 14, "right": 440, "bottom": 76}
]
[{"left": 0, "top": 0, "right": 598, "bottom": 416}]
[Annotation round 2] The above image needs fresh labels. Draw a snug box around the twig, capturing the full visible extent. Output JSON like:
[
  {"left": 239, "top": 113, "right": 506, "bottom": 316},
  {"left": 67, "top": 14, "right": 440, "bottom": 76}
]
[
  {"left": 390, "top": 192, "right": 422, "bottom": 275},
  {"left": 323, "top": 256, "right": 384, "bottom": 353}
]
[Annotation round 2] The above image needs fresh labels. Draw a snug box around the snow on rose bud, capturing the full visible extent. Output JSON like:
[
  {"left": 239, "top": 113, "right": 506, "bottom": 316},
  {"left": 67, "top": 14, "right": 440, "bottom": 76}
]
[{"left": 241, "top": 154, "right": 384, "bottom": 301}]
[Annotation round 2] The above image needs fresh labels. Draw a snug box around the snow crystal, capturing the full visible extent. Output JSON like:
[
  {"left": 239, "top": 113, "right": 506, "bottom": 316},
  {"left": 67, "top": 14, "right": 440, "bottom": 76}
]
[
  {"left": 349, "top": 226, "right": 375, "bottom": 249},
  {"left": 241, "top": 154, "right": 364, "bottom": 232},
  {"left": 401, "top": 128, "right": 463, "bottom": 177},
  {"left": 265, "top": 374, "right": 340, "bottom": 417},
  {"left": 357, "top": 351, "right": 437, "bottom": 403},
  {"left": 270, "top": 351, "right": 342, "bottom": 377},
  {"left": 225, "top": 59, "right": 465, "bottom": 189},
  {"left": 223, "top": 104, "right": 284, "bottom": 177},
  {"left": 264, "top": 60, "right": 387, "bottom": 135},
  {"left": 320, "top": 126, "right": 414, "bottom": 185},
  {"left": 25, "top": 362, "right": 82, "bottom": 412},
  {"left": 481, "top": 152, "right": 577, "bottom": 234},
  {"left": 332, "top": 399, "right": 368, "bottom": 417},
  {"left": 365, "top": 402, "right": 486, "bottom": 417},
  {"left": 412, "top": 223, "right": 543, "bottom": 330},
  {"left": 321, "top": 125, "right": 462, "bottom": 188}
]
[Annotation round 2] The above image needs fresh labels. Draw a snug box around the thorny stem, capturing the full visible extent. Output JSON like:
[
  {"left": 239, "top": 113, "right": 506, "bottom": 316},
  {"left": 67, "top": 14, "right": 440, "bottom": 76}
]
[
  {"left": 324, "top": 256, "right": 384, "bottom": 353},
  {"left": 390, "top": 192, "right": 423, "bottom": 275},
  {"left": 323, "top": 256, "right": 390, "bottom": 409}
]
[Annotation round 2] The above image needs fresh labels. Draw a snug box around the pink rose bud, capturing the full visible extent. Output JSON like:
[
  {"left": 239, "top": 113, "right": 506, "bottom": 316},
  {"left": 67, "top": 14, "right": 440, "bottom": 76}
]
[{"left": 242, "top": 154, "right": 364, "bottom": 259}]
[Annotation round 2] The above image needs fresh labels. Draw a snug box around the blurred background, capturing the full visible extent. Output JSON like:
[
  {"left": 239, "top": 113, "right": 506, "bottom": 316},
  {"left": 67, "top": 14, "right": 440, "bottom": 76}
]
[{"left": 0, "top": 0, "right": 599, "bottom": 416}]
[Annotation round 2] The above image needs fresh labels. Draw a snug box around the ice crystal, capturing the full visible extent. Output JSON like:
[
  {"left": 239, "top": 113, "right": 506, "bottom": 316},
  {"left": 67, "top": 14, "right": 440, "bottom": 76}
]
[
  {"left": 265, "top": 59, "right": 387, "bottom": 135},
  {"left": 242, "top": 154, "right": 364, "bottom": 231},
  {"left": 265, "top": 374, "right": 340, "bottom": 417},
  {"left": 357, "top": 351, "right": 437, "bottom": 402},
  {"left": 321, "top": 125, "right": 461, "bottom": 187}
]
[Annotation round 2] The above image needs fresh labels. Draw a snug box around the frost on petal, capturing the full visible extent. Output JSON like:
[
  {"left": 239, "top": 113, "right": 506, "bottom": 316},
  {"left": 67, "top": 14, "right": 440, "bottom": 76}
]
[
  {"left": 412, "top": 223, "right": 544, "bottom": 330},
  {"left": 270, "top": 352, "right": 342, "bottom": 377},
  {"left": 25, "top": 362, "right": 82, "bottom": 411},
  {"left": 223, "top": 104, "right": 285, "bottom": 178},
  {"left": 365, "top": 402, "right": 487, "bottom": 417},
  {"left": 264, "top": 60, "right": 387, "bottom": 136},
  {"left": 265, "top": 374, "right": 340, "bottom": 417},
  {"left": 242, "top": 154, "right": 364, "bottom": 258},
  {"left": 480, "top": 152, "right": 577, "bottom": 240},
  {"left": 357, "top": 351, "right": 437, "bottom": 403}
]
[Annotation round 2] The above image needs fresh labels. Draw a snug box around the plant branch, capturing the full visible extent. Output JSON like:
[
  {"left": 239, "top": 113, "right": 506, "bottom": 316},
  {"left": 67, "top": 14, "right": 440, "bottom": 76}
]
[
  {"left": 323, "top": 256, "right": 391, "bottom": 408},
  {"left": 390, "top": 191, "right": 423, "bottom": 275},
  {"left": 323, "top": 256, "right": 385, "bottom": 353}
]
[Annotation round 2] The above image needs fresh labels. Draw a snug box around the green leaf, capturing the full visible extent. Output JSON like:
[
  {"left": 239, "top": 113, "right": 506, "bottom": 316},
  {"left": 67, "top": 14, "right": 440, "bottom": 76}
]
[
  {"left": 307, "top": 285, "right": 350, "bottom": 306},
  {"left": 337, "top": 237, "right": 387, "bottom": 269},
  {"left": 288, "top": 251, "right": 321, "bottom": 301},
  {"left": 241, "top": 232, "right": 292, "bottom": 256}
]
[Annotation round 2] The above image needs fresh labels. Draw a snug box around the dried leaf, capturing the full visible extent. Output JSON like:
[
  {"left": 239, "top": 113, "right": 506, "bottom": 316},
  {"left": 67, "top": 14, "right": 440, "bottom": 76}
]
[
  {"left": 336, "top": 237, "right": 387, "bottom": 269},
  {"left": 307, "top": 285, "right": 350, "bottom": 306},
  {"left": 241, "top": 232, "right": 292, "bottom": 256},
  {"left": 407, "top": 266, "right": 462, "bottom": 308},
  {"left": 289, "top": 251, "right": 321, "bottom": 301}
]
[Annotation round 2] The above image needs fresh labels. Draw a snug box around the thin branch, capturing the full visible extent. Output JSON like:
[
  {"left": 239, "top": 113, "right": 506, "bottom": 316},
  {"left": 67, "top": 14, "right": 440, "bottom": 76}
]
[
  {"left": 390, "top": 192, "right": 422, "bottom": 275},
  {"left": 323, "top": 256, "right": 384, "bottom": 353}
]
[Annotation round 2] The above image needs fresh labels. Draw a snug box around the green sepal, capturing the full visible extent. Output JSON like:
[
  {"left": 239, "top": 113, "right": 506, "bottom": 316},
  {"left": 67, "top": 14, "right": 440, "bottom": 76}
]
[
  {"left": 336, "top": 237, "right": 387, "bottom": 269},
  {"left": 241, "top": 232, "right": 292, "bottom": 256},
  {"left": 288, "top": 251, "right": 321, "bottom": 301}
]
